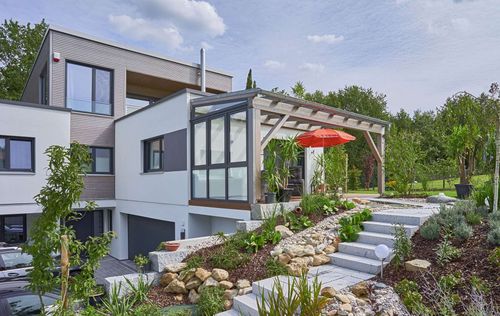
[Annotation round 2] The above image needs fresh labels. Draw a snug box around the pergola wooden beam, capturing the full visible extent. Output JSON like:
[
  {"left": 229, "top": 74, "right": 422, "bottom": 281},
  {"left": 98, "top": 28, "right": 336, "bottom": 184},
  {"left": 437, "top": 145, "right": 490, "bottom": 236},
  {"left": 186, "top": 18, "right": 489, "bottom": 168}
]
[
  {"left": 261, "top": 114, "right": 290, "bottom": 149},
  {"left": 363, "top": 131, "right": 382, "bottom": 163}
]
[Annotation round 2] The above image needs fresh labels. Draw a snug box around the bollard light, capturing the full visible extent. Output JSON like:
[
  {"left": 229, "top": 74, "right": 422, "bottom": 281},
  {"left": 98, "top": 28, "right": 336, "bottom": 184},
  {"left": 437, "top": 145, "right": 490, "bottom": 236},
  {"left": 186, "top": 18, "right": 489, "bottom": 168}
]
[{"left": 374, "top": 244, "right": 390, "bottom": 279}]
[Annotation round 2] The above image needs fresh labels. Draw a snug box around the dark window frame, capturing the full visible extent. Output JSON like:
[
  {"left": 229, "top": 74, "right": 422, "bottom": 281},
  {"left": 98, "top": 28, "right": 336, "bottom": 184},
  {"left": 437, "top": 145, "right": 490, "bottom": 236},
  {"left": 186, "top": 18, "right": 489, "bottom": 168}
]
[
  {"left": 143, "top": 136, "right": 164, "bottom": 173},
  {"left": 65, "top": 61, "right": 114, "bottom": 116},
  {"left": 190, "top": 104, "right": 249, "bottom": 202},
  {"left": 87, "top": 146, "right": 114, "bottom": 174},
  {"left": 0, "top": 135, "right": 35, "bottom": 172},
  {"left": 0, "top": 214, "right": 27, "bottom": 244}
]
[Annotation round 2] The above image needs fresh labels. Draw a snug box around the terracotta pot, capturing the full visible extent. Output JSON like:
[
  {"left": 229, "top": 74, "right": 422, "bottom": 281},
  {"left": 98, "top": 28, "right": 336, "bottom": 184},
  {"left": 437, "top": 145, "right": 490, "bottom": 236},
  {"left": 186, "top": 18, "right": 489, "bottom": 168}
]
[{"left": 164, "top": 242, "right": 180, "bottom": 252}]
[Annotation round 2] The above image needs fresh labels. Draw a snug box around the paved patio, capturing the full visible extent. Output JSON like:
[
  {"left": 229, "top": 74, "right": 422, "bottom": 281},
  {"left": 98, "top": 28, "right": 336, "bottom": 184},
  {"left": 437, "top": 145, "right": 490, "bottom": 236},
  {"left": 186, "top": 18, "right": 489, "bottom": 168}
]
[{"left": 95, "top": 256, "right": 137, "bottom": 285}]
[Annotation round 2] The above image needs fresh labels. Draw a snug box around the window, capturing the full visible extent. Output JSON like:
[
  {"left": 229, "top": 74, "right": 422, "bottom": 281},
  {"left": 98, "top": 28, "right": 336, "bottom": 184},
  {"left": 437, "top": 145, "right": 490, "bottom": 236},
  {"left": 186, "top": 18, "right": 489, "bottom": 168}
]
[
  {"left": 0, "top": 215, "right": 26, "bottom": 244},
  {"left": 144, "top": 137, "right": 164, "bottom": 172},
  {"left": 0, "top": 136, "right": 34, "bottom": 172},
  {"left": 191, "top": 108, "right": 248, "bottom": 201},
  {"left": 66, "top": 62, "right": 113, "bottom": 115},
  {"left": 85, "top": 147, "right": 113, "bottom": 174}
]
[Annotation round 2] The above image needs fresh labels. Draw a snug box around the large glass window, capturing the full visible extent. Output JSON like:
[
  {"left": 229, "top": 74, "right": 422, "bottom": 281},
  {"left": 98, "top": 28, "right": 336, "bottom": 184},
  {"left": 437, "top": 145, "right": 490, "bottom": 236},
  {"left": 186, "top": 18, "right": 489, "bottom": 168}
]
[
  {"left": 85, "top": 147, "right": 113, "bottom": 174},
  {"left": 66, "top": 62, "right": 113, "bottom": 115},
  {"left": 0, "top": 215, "right": 26, "bottom": 244},
  {"left": 191, "top": 109, "right": 248, "bottom": 201},
  {"left": 0, "top": 136, "right": 34, "bottom": 172},
  {"left": 144, "top": 137, "right": 164, "bottom": 172}
]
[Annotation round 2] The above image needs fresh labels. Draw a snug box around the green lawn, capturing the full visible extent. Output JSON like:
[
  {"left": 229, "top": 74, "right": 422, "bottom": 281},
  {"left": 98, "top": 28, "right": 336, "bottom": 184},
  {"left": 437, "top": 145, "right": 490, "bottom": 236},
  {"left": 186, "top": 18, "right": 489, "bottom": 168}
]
[{"left": 347, "top": 174, "right": 491, "bottom": 198}]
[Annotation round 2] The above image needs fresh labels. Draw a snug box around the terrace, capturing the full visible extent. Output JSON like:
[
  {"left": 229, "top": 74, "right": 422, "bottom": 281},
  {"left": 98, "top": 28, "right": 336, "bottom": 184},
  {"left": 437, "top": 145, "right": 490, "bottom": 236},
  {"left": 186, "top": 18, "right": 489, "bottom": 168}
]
[{"left": 188, "top": 88, "right": 391, "bottom": 210}]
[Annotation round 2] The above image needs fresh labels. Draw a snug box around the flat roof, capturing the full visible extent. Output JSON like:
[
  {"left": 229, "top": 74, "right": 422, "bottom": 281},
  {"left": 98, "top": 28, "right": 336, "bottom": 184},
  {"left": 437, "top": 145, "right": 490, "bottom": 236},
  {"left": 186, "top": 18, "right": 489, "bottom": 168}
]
[{"left": 0, "top": 99, "right": 71, "bottom": 113}]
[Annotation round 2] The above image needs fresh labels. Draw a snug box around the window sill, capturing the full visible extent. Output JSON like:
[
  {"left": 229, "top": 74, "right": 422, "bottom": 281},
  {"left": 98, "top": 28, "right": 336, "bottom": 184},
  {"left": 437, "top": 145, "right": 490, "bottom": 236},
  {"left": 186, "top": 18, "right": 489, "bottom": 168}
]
[
  {"left": 0, "top": 171, "right": 36, "bottom": 175},
  {"left": 85, "top": 174, "right": 114, "bottom": 177},
  {"left": 70, "top": 110, "right": 114, "bottom": 119},
  {"left": 140, "top": 171, "right": 165, "bottom": 175}
]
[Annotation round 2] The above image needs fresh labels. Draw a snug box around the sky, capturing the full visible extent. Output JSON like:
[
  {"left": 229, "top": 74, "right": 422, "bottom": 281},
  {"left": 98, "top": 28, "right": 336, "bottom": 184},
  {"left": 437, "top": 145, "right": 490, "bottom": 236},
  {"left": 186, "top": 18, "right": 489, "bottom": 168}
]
[{"left": 1, "top": 0, "right": 500, "bottom": 113}]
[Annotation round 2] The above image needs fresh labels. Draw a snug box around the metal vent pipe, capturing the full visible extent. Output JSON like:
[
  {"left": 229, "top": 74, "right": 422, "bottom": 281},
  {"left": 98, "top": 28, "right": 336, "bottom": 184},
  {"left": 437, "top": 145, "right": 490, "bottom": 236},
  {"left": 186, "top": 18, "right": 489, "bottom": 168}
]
[{"left": 200, "top": 48, "right": 206, "bottom": 92}]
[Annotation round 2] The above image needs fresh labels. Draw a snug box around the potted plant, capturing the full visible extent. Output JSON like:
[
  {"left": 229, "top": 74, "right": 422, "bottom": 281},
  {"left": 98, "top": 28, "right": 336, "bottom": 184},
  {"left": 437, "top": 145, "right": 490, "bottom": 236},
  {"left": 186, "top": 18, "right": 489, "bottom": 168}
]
[
  {"left": 276, "top": 136, "right": 301, "bottom": 202},
  {"left": 262, "top": 140, "right": 280, "bottom": 203},
  {"left": 447, "top": 125, "right": 478, "bottom": 198},
  {"left": 163, "top": 241, "right": 180, "bottom": 252}
]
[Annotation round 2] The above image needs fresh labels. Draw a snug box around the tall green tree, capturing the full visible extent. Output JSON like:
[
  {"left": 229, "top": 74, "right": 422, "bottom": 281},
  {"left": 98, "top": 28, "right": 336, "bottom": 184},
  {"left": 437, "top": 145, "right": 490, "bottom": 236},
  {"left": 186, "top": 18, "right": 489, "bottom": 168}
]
[
  {"left": 488, "top": 83, "right": 500, "bottom": 212},
  {"left": 0, "top": 19, "right": 47, "bottom": 100},
  {"left": 246, "top": 69, "right": 254, "bottom": 89}
]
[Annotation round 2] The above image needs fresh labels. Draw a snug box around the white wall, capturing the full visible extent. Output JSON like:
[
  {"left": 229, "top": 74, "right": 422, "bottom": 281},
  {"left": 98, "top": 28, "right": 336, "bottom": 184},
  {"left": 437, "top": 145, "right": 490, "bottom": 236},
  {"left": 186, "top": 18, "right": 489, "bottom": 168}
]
[{"left": 0, "top": 102, "right": 70, "bottom": 211}]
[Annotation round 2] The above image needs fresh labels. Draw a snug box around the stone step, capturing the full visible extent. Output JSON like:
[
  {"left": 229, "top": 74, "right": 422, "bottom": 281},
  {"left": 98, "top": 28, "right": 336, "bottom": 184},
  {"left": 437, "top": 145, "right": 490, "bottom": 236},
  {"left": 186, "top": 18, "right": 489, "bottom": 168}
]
[
  {"left": 362, "top": 221, "right": 418, "bottom": 236},
  {"left": 252, "top": 276, "right": 292, "bottom": 300},
  {"left": 338, "top": 242, "right": 394, "bottom": 261},
  {"left": 357, "top": 231, "right": 395, "bottom": 248},
  {"left": 329, "top": 252, "right": 387, "bottom": 274},
  {"left": 371, "top": 210, "right": 432, "bottom": 226},
  {"left": 215, "top": 310, "right": 240, "bottom": 316},
  {"left": 232, "top": 293, "right": 260, "bottom": 316}
]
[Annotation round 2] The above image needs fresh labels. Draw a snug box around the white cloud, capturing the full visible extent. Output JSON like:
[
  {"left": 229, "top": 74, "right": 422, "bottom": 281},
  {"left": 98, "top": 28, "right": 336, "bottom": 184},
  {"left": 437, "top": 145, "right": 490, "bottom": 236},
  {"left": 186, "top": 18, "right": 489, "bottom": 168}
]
[
  {"left": 264, "top": 60, "right": 285, "bottom": 70},
  {"left": 200, "top": 41, "right": 213, "bottom": 50},
  {"left": 307, "top": 34, "right": 344, "bottom": 44},
  {"left": 128, "top": 0, "right": 226, "bottom": 37},
  {"left": 299, "top": 63, "right": 325, "bottom": 72},
  {"left": 108, "top": 15, "right": 183, "bottom": 49}
]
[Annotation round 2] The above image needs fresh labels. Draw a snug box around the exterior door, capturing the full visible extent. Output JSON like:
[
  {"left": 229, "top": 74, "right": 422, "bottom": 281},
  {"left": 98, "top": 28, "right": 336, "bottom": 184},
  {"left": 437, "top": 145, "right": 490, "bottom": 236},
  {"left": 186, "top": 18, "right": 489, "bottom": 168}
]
[
  {"left": 127, "top": 215, "right": 175, "bottom": 260},
  {"left": 66, "top": 210, "right": 104, "bottom": 241}
]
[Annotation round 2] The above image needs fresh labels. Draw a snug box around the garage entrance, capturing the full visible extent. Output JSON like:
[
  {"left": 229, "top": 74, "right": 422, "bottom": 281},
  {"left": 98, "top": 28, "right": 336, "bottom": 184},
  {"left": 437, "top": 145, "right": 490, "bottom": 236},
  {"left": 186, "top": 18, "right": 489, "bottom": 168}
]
[{"left": 127, "top": 215, "right": 175, "bottom": 260}]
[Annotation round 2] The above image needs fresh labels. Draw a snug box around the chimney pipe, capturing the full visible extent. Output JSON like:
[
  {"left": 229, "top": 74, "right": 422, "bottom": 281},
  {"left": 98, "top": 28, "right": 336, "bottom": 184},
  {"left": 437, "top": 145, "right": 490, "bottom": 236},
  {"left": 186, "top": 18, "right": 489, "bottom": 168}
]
[{"left": 200, "top": 48, "right": 206, "bottom": 92}]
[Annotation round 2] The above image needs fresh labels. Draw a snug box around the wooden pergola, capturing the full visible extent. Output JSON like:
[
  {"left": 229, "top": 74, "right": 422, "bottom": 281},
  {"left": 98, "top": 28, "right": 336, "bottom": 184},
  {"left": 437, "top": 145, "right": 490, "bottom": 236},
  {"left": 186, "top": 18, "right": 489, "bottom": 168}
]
[{"left": 191, "top": 88, "right": 391, "bottom": 204}]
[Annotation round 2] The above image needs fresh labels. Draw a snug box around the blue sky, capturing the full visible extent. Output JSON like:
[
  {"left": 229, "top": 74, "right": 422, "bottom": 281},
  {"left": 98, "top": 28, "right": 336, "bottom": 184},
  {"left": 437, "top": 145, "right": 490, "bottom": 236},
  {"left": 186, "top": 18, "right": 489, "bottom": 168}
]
[{"left": 1, "top": 0, "right": 499, "bottom": 113}]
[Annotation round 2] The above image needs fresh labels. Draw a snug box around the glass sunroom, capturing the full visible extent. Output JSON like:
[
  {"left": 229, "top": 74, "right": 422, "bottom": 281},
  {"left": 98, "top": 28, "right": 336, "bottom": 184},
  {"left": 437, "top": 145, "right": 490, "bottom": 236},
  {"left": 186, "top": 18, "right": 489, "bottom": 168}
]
[{"left": 189, "top": 89, "right": 390, "bottom": 210}]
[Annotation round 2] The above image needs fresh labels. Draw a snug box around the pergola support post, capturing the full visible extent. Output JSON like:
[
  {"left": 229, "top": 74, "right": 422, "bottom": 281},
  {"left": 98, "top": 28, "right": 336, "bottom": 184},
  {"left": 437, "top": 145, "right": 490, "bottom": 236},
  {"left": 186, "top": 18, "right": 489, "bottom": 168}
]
[
  {"left": 376, "top": 133, "right": 385, "bottom": 195},
  {"left": 248, "top": 104, "right": 262, "bottom": 204}
]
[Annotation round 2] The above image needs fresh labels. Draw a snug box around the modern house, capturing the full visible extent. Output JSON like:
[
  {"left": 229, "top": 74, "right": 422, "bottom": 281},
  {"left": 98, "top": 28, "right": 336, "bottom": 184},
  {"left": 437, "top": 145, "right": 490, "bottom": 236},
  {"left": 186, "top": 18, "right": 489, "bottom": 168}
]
[{"left": 0, "top": 25, "right": 389, "bottom": 260}]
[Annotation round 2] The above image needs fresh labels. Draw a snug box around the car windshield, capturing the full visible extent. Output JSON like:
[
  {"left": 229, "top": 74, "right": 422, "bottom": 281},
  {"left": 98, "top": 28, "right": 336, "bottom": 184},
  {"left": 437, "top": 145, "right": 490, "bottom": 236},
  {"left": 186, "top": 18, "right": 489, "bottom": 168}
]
[
  {"left": 0, "top": 253, "right": 32, "bottom": 270},
  {"left": 0, "top": 294, "right": 56, "bottom": 315}
]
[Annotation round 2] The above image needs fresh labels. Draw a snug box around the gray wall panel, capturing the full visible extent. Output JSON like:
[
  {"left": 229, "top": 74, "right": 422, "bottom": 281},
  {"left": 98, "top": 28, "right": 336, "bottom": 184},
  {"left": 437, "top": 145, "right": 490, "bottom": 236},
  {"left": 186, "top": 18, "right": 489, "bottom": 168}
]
[
  {"left": 164, "top": 129, "right": 187, "bottom": 172},
  {"left": 80, "top": 176, "right": 115, "bottom": 200},
  {"left": 22, "top": 36, "right": 50, "bottom": 104}
]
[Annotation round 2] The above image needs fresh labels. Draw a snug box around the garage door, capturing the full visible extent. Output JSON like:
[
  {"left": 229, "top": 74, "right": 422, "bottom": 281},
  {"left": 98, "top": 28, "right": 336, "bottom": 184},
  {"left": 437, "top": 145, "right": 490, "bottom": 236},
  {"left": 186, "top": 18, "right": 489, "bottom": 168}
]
[{"left": 127, "top": 215, "right": 175, "bottom": 260}]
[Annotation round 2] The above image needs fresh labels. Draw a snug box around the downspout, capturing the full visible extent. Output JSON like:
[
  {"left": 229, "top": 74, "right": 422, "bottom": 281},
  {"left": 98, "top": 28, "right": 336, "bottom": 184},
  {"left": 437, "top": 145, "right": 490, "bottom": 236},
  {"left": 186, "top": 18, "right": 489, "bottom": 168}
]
[{"left": 200, "top": 48, "right": 206, "bottom": 92}]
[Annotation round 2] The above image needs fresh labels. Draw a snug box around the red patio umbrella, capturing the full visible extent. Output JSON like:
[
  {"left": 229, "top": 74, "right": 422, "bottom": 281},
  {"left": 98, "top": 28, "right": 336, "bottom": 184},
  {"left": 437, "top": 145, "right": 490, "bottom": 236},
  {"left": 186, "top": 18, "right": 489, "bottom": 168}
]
[{"left": 296, "top": 128, "right": 356, "bottom": 148}]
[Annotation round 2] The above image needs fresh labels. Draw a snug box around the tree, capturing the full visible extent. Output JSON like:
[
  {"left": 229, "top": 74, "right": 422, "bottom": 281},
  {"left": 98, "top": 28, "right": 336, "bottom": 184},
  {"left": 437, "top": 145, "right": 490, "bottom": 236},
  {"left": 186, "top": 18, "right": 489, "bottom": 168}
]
[
  {"left": 246, "top": 69, "right": 254, "bottom": 89},
  {"left": 488, "top": 83, "right": 500, "bottom": 212},
  {"left": 22, "top": 144, "right": 115, "bottom": 314},
  {"left": 0, "top": 19, "right": 47, "bottom": 100}
]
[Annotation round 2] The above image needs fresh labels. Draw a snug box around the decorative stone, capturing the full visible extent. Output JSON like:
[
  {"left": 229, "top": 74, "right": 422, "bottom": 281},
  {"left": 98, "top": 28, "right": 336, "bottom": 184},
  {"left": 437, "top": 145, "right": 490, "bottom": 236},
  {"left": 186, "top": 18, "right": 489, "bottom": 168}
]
[
  {"left": 160, "top": 272, "right": 177, "bottom": 287},
  {"left": 219, "top": 280, "right": 234, "bottom": 289},
  {"left": 351, "top": 282, "right": 369, "bottom": 298},
  {"left": 236, "top": 279, "right": 251, "bottom": 289},
  {"left": 174, "top": 294, "right": 184, "bottom": 302},
  {"left": 286, "top": 262, "right": 308, "bottom": 276},
  {"left": 223, "top": 299, "right": 233, "bottom": 310},
  {"left": 278, "top": 253, "right": 292, "bottom": 265},
  {"left": 195, "top": 268, "right": 212, "bottom": 281},
  {"left": 291, "top": 256, "right": 312, "bottom": 267},
  {"left": 405, "top": 259, "right": 431, "bottom": 272},
  {"left": 312, "top": 254, "right": 330, "bottom": 266},
  {"left": 275, "top": 225, "right": 294, "bottom": 238},
  {"left": 302, "top": 245, "right": 315, "bottom": 256},
  {"left": 188, "top": 289, "right": 200, "bottom": 304},
  {"left": 270, "top": 246, "right": 283, "bottom": 257},
  {"left": 185, "top": 278, "right": 202, "bottom": 290},
  {"left": 426, "top": 194, "right": 457, "bottom": 204},
  {"left": 212, "top": 268, "right": 229, "bottom": 281},
  {"left": 223, "top": 289, "right": 238, "bottom": 300},
  {"left": 164, "top": 262, "right": 187, "bottom": 273},
  {"left": 321, "top": 286, "right": 337, "bottom": 298},
  {"left": 203, "top": 277, "right": 219, "bottom": 287},
  {"left": 178, "top": 268, "right": 196, "bottom": 282},
  {"left": 165, "top": 279, "right": 187, "bottom": 294},
  {"left": 284, "top": 245, "right": 304, "bottom": 257},
  {"left": 324, "top": 245, "right": 337, "bottom": 254},
  {"left": 340, "top": 303, "right": 352, "bottom": 312},
  {"left": 335, "top": 294, "right": 350, "bottom": 304},
  {"left": 331, "top": 237, "right": 341, "bottom": 250},
  {"left": 238, "top": 287, "right": 253, "bottom": 295}
]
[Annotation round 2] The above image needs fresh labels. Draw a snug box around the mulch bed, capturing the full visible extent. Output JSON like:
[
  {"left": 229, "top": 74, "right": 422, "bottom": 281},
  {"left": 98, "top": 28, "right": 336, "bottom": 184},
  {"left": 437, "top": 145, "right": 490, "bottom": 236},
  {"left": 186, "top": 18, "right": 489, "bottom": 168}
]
[{"left": 377, "top": 222, "right": 499, "bottom": 313}]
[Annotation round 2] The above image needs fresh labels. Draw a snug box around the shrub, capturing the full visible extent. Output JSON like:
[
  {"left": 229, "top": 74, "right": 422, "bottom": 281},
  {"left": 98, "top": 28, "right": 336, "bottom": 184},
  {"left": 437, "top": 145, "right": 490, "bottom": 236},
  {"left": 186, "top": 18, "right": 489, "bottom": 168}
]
[
  {"left": 198, "top": 286, "right": 225, "bottom": 316},
  {"left": 453, "top": 221, "right": 473, "bottom": 240},
  {"left": 489, "top": 212, "right": 500, "bottom": 223},
  {"left": 185, "top": 255, "right": 203, "bottom": 270},
  {"left": 264, "top": 230, "right": 282, "bottom": 245},
  {"left": 435, "top": 235, "right": 462, "bottom": 266},
  {"left": 488, "top": 247, "right": 500, "bottom": 267},
  {"left": 300, "top": 194, "right": 335, "bottom": 216},
  {"left": 265, "top": 258, "right": 288, "bottom": 277},
  {"left": 465, "top": 211, "right": 482, "bottom": 225},
  {"left": 210, "top": 245, "right": 250, "bottom": 270},
  {"left": 336, "top": 199, "right": 356, "bottom": 210},
  {"left": 469, "top": 276, "right": 490, "bottom": 294},
  {"left": 244, "top": 233, "right": 267, "bottom": 253},
  {"left": 438, "top": 272, "right": 462, "bottom": 292},
  {"left": 134, "top": 254, "right": 150, "bottom": 273},
  {"left": 487, "top": 224, "right": 500, "bottom": 246},
  {"left": 100, "top": 283, "right": 134, "bottom": 316},
  {"left": 338, "top": 209, "right": 372, "bottom": 242},
  {"left": 394, "top": 279, "right": 431, "bottom": 315},
  {"left": 285, "top": 213, "right": 313, "bottom": 232},
  {"left": 124, "top": 274, "right": 152, "bottom": 304},
  {"left": 420, "top": 218, "right": 441, "bottom": 240},
  {"left": 133, "top": 303, "right": 162, "bottom": 316},
  {"left": 393, "top": 224, "right": 412, "bottom": 267},
  {"left": 261, "top": 210, "right": 279, "bottom": 232},
  {"left": 472, "top": 179, "right": 499, "bottom": 211}
]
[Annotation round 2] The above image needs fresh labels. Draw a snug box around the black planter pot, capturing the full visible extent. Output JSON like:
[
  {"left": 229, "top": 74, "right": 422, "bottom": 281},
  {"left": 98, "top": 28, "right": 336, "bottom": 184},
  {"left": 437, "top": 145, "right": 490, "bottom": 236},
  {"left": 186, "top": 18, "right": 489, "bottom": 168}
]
[
  {"left": 455, "top": 184, "right": 474, "bottom": 199},
  {"left": 278, "top": 188, "right": 294, "bottom": 202},
  {"left": 264, "top": 192, "right": 277, "bottom": 204}
]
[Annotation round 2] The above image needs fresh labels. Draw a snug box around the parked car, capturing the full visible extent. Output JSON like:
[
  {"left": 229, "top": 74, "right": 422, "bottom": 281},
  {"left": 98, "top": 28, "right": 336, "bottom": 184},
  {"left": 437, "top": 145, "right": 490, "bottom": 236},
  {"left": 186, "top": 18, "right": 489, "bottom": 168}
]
[{"left": 0, "top": 280, "right": 57, "bottom": 315}]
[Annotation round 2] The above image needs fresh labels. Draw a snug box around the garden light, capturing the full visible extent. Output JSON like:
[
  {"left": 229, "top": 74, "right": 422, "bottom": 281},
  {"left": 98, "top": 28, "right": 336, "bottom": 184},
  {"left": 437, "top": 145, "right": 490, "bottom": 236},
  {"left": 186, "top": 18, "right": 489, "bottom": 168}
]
[{"left": 375, "top": 244, "right": 390, "bottom": 279}]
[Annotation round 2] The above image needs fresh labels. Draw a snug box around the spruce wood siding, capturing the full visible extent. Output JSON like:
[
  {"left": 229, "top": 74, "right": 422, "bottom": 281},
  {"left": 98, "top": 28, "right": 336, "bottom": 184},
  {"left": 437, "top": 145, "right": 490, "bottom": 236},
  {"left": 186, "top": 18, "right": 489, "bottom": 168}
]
[
  {"left": 81, "top": 176, "right": 115, "bottom": 200},
  {"left": 70, "top": 113, "right": 114, "bottom": 147},
  {"left": 22, "top": 35, "right": 50, "bottom": 104}
]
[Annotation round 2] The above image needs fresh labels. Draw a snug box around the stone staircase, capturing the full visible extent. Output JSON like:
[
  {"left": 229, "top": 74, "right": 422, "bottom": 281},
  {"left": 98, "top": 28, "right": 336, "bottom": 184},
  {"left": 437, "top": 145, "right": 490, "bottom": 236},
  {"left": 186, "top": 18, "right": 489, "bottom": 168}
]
[{"left": 217, "top": 207, "right": 435, "bottom": 316}]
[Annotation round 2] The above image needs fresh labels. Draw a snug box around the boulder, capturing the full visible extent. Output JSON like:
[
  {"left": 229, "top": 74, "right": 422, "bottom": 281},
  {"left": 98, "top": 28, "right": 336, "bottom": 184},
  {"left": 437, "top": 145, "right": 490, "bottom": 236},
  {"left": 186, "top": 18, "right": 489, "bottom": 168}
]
[
  {"left": 203, "top": 277, "right": 219, "bottom": 287},
  {"left": 270, "top": 246, "right": 283, "bottom": 257},
  {"left": 312, "top": 254, "right": 331, "bottom": 266},
  {"left": 212, "top": 268, "right": 229, "bottom": 281},
  {"left": 164, "top": 262, "right": 187, "bottom": 273},
  {"left": 331, "top": 237, "right": 341, "bottom": 250},
  {"left": 174, "top": 294, "right": 183, "bottom": 302},
  {"left": 405, "top": 259, "right": 431, "bottom": 272},
  {"left": 302, "top": 245, "right": 316, "bottom": 256},
  {"left": 286, "top": 262, "right": 308, "bottom": 276},
  {"left": 278, "top": 253, "right": 292, "bottom": 265},
  {"left": 178, "top": 268, "right": 196, "bottom": 282},
  {"left": 224, "top": 299, "right": 233, "bottom": 310},
  {"left": 236, "top": 279, "right": 251, "bottom": 289},
  {"left": 340, "top": 303, "right": 352, "bottom": 312},
  {"left": 321, "top": 286, "right": 337, "bottom": 298},
  {"left": 185, "top": 278, "right": 202, "bottom": 290},
  {"left": 275, "top": 225, "right": 294, "bottom": 238},
  {"left": 160, "top": 272, "right": 177, "bottom": 287},
  {"left": 351, "top": 282, "right": 369, "bottom": 298},
  {"left": 335, "top": 294, "right": 350, "bottom": 304},
  {"left": 426, "top": 194, "right": 457, "bottom": 204},
  {"left": 324, "top": 245, "right": 336, "bottom": 254},
  {"left": 195, "top": 268, "right": 212, "bottom": 281},
  {"left": 238, "top": 287, "right": 252, "bottom": 295},
  {"left": 223, "top": 289, "right": 238, "bottom": 300},
  {"left": 291, "top": 256, "right": 312, "bottom": 267},
  {"left": 219, "top": 280, "right": 234, "bottom": 289},
  {"left": 188, "top": 289, "right": 200, "bottom": 304},
  {"left": 165, "top": 279, "right": 187, "bottom": 294},
  {"left": 284, "top": 245, "right": 304, "bottom": 257}
]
